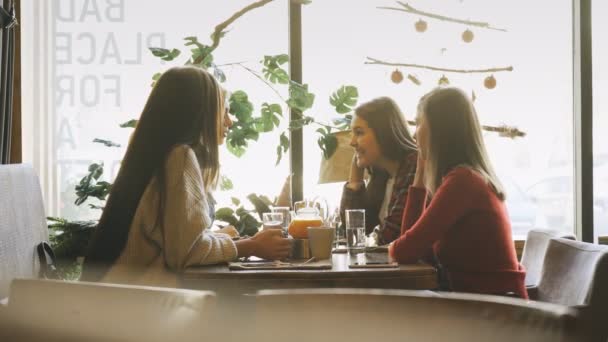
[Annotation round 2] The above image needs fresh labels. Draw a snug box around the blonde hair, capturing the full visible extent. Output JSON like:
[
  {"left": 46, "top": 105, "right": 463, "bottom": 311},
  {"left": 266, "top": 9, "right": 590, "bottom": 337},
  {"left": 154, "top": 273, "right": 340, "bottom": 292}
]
[{"left": 417, "top": 87, "right": 505, "bottom": 200}]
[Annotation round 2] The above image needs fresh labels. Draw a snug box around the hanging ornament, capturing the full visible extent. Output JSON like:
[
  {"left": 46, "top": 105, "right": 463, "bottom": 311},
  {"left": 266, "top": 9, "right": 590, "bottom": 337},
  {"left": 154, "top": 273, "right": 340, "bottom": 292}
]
[
  {"left": 462, "top": 29, "right": 474, "bottom": 43},
  {"left": 484, "top": 75, "right": 497, "bottom": 89},
  {"left": 407, "top": 74, "right": 421, "bottom": 85},
  {"left": 438, "top": 75, "right": 450, "bottom": 86},
  {"left": 415, "top": 19, "right": 428, "bottom": 33},
  {"left": 391, "top": 69, "right": 404, "bottom": 83}
]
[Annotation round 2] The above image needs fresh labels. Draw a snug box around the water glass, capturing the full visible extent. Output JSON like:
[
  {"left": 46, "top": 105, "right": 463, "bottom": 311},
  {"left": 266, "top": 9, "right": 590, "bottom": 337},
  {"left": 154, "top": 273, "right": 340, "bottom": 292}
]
[
  {"left": 262, "top": 212, "right": 283, "bottom": 230},
  {"left": 271, "top": 206, "right": 291, "bottom": 232},
  {"left": 345, "top": 209, "right": 365, "bottom": 254}
]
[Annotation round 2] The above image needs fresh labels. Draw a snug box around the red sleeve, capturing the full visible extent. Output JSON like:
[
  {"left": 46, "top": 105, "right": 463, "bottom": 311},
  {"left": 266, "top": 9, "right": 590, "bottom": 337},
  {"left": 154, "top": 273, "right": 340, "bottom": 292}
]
[
  {"left": 390, "top": 169, "right": 481, "bottom": 264},
  {"left": 400, "top": 186, "right": 427, "bottom": 235}
]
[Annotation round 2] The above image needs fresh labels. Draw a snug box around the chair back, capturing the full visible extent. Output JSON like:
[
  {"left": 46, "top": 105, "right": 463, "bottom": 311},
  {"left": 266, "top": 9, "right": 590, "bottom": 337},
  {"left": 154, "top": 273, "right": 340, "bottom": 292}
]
[
  {"left": 537, "top": 238, "right": 608, "bottom": 341},
  {"left": 7, "top": 278, "right": 217, "bottom": 342},
  {"left": 255, "top": 288, "right": 581, "bottom": 342},
  {"left": 521, "top": 229, "right": 576, "bottom": 286},
  {"left": 0, "top": 164, "right": 48, "bottom": 298}
]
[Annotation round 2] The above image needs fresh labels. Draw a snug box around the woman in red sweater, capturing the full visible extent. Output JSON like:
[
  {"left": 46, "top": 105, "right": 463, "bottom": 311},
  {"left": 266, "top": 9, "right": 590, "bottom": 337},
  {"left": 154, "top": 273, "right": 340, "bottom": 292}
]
[{"left": 389, "top": 87, "right": 527, "bottom": 298}]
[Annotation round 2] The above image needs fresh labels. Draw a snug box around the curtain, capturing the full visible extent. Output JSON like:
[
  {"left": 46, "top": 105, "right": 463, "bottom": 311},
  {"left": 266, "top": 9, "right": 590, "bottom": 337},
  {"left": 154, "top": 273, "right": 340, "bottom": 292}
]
[{"left": 0, "top": 0, "right": 16, "bottom": 164}]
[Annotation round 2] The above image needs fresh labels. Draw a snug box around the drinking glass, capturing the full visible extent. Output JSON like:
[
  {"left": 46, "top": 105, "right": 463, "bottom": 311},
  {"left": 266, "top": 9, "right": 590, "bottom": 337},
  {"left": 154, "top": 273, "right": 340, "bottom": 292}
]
[
  {"left": 271, "top": 206, "right": 291, "bottom": 232},
  {"left": 345, "top": 209, "right": 365, "bottom": 254},
  {"left": 262, "top": 212, "right": 283, "bottom": 230},
  {"left": 328, "top": 207, "right": 344, "bottom": 248}
]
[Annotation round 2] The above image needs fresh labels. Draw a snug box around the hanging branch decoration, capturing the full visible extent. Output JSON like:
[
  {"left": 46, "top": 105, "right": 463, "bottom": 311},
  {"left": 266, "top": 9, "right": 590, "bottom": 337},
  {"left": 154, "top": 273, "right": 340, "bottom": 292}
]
[
  {"left": 377, "top": 1, "right": 507, "bottom": 32},
  {"left": 407, "top": 120, "right": 526, "bottom": 139},
  {"left": 365, "top": 57, "right": 513, "bottom": 74},
  {"left": 207, "top": 0, "right": 311, "bottom": 57}
]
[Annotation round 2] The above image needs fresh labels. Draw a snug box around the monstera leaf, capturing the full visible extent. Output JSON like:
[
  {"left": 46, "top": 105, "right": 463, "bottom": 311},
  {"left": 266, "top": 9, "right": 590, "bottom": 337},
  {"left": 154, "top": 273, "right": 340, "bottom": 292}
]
[{"left": 330, "top": 85, "right": 358, "bottom": 114}]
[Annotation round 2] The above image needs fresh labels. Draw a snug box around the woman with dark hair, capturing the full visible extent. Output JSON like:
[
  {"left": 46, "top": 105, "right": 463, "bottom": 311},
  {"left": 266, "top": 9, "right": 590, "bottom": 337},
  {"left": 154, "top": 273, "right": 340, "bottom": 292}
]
[
  {"left": 340, "top": 97, "right": 418, "bottom": 245},
  {"left": 390, "top": 87, "right": 526, "bottom": 298},
  {"left": 81, "top": 67, "right": 291, "bottom": 286}
]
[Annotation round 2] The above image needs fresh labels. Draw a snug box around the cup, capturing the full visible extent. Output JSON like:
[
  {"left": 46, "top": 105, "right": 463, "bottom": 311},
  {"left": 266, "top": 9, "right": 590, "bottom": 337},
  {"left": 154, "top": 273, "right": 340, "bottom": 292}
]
[
  {"left": 307, "top": 227, "right": 335, "bottom": 260},
  {"left": 345, "top": 209, "right": 365, "bottom": 254},
  {"left": 262, "top": 212, "right": 283, "bottom": 230},
  {"left": 271, "top": 206, "right": 291, "bottom": 232}
]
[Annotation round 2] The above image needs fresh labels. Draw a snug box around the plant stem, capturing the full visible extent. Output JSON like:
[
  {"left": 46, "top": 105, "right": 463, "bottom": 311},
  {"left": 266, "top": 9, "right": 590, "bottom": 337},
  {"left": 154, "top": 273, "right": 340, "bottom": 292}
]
[
  {"left": 378, "top": 2, "right": 507, "bottom": 32},
  {"left": 234, "top": 63, "right": 287, "bottom": 103},
  {"left": 365, "top": 57, "right": 513, "bottom": 74}
]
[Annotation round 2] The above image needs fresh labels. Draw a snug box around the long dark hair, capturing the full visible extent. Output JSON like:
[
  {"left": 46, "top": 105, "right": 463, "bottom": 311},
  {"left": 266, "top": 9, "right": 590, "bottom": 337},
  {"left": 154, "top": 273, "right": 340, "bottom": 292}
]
[
  {"left": 355, "top": 97, "right": 417, "bottom": 206},
  {"left": 81, "top": 67, "right": 223, "bottom": 281},
  {"left": 354, "top": 97, "right": 418, "bottom": 161},
  {"left": 418, "top": 87, "right": 505, "bottom": 200}
]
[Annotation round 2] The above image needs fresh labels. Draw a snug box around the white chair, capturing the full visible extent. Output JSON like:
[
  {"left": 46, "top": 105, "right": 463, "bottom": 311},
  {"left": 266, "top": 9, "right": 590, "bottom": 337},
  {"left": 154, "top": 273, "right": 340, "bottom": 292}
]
[
  {"left": 254, "top": 288, "right": 581, "bottom": 342},
  {"left": 6, "top": 278, "right": 218, "bottom": 342},
  {"left": 0, "top": 164, "right": 48, "bottom": 299},
  {"left": 521, "top": 229, "right": 576, "bottom": 287},
  {"left": 532, "top": 238, "right": 608, "bottom": 342}
]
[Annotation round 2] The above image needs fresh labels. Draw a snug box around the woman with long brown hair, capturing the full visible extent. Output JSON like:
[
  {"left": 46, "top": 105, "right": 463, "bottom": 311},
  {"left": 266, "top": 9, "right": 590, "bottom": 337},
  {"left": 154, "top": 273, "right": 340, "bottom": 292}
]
[
  {"left": 390, "top": 87, "right": 526, "bottom": 298},
  {"left": 81, "top": 67, "right": 290, "bottom": 286},
  {"left": 341, "top": 97, "right": 418, "bottom": 245}
]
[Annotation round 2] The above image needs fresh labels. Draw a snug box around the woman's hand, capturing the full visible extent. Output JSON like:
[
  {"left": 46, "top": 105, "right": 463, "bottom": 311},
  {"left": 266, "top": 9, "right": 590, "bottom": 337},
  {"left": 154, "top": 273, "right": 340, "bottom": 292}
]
[
  {"left": 251, "top": 229, "right": 292, "bottom": 260},
  {"left": 346, "top": 154, "right": 365, "bottom": 191},
  {"left": 413, "top": 153, "right": 426, "bottom": 188}
]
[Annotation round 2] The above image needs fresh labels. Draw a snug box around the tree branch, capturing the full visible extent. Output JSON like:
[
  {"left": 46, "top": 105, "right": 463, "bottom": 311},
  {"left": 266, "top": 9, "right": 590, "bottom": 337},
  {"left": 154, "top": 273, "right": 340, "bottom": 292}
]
[
  {"left": 210, "top": 0, "right": 276, "bottom": 51},
  {"left": 365, "top": 57, "right": 513, "bottom": 74},
  {"left": 407, "top": 120, "right": 525, "bottom": 138},
  {"left": 209, "top": 0, "right": 310, "bottom": 53},
  {"left": 378, "top": 2, "right": 507, "bottom": 32}
]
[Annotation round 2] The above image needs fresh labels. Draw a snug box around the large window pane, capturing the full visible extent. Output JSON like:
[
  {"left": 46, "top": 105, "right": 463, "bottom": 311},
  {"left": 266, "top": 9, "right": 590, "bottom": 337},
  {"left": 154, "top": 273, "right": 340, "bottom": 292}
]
[
  {"left": 593, "top": 0, "right": 608, "bottom": 242},
  {"left": 22, "top": 0, "right": 288, "bottom": 219},
  {"left": 302, "top": 0, "right": 574, "bottom": 238}
]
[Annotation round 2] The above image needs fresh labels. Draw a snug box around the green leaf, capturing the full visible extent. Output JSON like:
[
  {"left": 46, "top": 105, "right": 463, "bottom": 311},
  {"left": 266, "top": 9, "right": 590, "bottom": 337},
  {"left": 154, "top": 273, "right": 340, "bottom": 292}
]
[
  {"left": 262, "top": 54, "right": 290, "bottom": 84},
  {"left": 212, "top": 65, "right": 226, "bottom": 83},
  {"left": 330, "top": 85, "right": 359, "bottom": 114},
  {"left": 214, "top": 207, "right": 239, "bottom": 227},
  {"left": 226, "top": 141, "right": 247, "bottom": 158},
  {"left": 317, "top": 130, "right": 338, "bottom": 159},
  {"left": 263, "top": 67, "right": 289, "bottom": 84},
  {"left": 220, "top": 175, "right": 234, "bottom": 191},
  {"left": 332, "top": 117, "right": 352, "bottom": 130},
  {"left": 287, "top": 82, "right": 315, "bottom": 112},
  {"left": 185, "top": 36, "right": 214, "bottom": 68},
  {"left": 119, "top": 119, "right": 138, "bottom": 128},
  {"left": 254, "top": 103, "right": 283, "bottom": 132},
  {"left": 247, "top": 193, "right": 272, "bottom": 219},
  {"left": 149, "top": 47, "right": 181, "bottom": 61},
  {"left": 92, "top": 138, "right": 121, "bottom": 148},
  {"left": 262, "top": 54, "right": 289, "bottom": 68},
  {"left": 74, "top": 163, "right": 111, "bottom": 206},
  {"left": 276, "top": 132, "right": 290, "bottom": 165},
  {"left": 231, "top": 197, "right": 241, "bottom": 206},
  {"left": 229, "top": 91, "right": 254, "bottom": 122},
  {"left": 288, "top": 116, "right": 314, "bottom": 130},
  {"left": 215, "top": 207, "right": 235, "bottom": 218}
]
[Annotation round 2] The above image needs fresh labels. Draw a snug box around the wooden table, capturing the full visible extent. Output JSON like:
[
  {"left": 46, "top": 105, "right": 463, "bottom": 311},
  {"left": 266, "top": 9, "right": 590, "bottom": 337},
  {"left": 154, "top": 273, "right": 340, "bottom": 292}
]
[{"left": 181, "top": 253, "right": 437, "bottom": 295}]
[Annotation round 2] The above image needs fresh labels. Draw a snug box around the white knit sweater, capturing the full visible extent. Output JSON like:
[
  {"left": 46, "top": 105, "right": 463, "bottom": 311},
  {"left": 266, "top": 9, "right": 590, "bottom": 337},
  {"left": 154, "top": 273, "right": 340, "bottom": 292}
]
[{"left": 102, "top": 145, "right": 237, "bottom": 287}]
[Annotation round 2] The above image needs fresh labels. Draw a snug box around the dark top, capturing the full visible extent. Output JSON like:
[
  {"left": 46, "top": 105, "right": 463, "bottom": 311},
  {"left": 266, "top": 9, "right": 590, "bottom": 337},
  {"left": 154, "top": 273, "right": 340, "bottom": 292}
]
[{"left": 340, "top": 152, "right": 417, "bottom": 244}]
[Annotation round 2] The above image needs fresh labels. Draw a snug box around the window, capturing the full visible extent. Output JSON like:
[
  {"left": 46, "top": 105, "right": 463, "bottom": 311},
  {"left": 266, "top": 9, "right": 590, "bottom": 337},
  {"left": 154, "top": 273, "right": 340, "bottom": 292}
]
[
  {"left": 21, "top": 0, "right": 288, "bottom": 219},
  {"left": 20, "top": 1, "right": 579, "bottom": 240},
  {"left": 593, "top": 0, "right": 608, "bottom": 241},
  {"left": 301, "top": 0, "right": 573, "bottom": 238}
]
